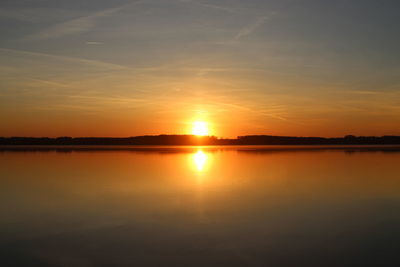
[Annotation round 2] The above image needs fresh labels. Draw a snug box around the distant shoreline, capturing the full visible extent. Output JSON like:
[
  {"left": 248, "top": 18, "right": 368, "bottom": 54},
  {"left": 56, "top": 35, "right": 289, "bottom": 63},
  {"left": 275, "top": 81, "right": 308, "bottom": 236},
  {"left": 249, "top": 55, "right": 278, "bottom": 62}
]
[
  {"left": 1, "top": 145, "right": 400, "bottom": 154},
  {"left": 1, "top": 135, "right": 400, "bottom": 146}
]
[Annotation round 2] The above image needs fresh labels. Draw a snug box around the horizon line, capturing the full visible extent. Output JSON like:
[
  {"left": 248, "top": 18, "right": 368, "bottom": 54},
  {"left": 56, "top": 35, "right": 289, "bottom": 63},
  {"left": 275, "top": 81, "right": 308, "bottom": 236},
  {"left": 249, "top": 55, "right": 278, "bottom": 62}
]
[{"left": 2, "top": 134, "right": 400, "bottom": 139}]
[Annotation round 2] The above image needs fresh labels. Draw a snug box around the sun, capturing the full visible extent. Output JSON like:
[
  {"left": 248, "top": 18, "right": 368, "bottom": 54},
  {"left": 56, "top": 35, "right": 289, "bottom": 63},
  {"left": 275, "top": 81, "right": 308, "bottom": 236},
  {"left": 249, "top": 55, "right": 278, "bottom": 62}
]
[{"left": 192, "top": 121, "right": 209, "bottom": 136}]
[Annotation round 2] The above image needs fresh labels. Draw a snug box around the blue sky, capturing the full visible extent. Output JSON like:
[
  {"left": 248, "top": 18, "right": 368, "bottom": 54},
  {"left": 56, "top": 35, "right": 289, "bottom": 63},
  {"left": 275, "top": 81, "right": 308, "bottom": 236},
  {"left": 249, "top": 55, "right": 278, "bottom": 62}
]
[{"left": 0, "top": 0, "right": 399, "bottom": 137}]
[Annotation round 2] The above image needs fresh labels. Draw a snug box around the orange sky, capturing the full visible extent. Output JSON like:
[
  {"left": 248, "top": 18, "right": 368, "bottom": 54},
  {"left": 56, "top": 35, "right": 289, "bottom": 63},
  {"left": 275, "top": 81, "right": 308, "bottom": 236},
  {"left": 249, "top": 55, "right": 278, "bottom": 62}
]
[{"left": 0, "top": 1, "right": 399, "bottom": 137}]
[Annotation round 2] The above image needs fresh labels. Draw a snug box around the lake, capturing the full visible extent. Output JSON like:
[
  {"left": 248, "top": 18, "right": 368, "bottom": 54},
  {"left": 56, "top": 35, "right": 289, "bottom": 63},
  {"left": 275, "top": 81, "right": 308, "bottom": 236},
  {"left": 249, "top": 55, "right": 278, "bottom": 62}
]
[{"left": 1, "top": 146, "right": 400, "bottom": 266}]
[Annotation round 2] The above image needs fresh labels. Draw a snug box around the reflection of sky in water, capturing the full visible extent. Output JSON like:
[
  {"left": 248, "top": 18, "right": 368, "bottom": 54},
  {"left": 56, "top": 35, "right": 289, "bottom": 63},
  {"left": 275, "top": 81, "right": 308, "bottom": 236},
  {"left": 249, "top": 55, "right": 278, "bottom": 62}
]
[{"left": 0, "top": 147, "right": 400, "bottom": 266}]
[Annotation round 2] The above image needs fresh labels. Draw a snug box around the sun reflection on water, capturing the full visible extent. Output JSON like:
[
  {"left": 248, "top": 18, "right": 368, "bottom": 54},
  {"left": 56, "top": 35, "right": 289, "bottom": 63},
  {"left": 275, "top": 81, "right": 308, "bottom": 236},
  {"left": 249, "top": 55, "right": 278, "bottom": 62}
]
[{"left": 193, "top": 149, "right": 207, "bottom": 172}]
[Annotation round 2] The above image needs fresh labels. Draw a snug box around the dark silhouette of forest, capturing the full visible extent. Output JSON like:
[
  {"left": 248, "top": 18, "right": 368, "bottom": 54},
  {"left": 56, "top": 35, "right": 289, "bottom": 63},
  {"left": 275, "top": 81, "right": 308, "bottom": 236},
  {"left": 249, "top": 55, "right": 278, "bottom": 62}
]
[{"left": 1, "top": 135, "right": 400, "bottom": 146}]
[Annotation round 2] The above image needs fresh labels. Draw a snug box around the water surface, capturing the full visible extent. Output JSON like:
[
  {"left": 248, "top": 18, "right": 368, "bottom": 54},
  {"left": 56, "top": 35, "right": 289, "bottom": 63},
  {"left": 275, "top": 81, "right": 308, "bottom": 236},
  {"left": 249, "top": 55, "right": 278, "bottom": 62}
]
[{"left": 1, "top": 146, "right": 400, "bottom": 266}]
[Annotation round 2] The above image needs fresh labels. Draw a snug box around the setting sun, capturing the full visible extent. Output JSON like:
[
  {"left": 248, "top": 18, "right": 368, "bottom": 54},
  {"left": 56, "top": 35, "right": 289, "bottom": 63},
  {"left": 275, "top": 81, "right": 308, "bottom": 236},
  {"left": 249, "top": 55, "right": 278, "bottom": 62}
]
[{"left": 192, "top": 121, "right": 209, "bottom": 136}]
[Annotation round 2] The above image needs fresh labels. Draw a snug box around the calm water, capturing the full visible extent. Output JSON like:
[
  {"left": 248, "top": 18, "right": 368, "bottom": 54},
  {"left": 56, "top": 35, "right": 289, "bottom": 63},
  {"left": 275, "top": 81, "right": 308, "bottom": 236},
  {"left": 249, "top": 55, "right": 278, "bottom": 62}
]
[{"left": 1, "top": 146, "right": 400, "bottom": 267}]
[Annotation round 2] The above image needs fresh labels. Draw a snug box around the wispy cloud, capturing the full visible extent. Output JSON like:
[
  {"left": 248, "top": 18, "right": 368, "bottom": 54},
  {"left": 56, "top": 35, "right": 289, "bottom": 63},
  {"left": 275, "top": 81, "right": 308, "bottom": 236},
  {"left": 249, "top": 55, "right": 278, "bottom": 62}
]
[
  {"left": 86, "top": 41, "right": 104, "bottom": 45},
  {"left": 347, "top": 90, "right": 381, "bottom": 95},
  {"left": 179, "top": 0, "right": 237, "bottom": 13},
  {"left": 215, "top": 100, "right": 290, "bottom": 122},
  {"left": 22, "top": 1, "right": 142, "bottom": 41},
  {"left": 0, "top": 7, "right": 78, "bottom": 23},
  {"left": 0, "top": 47, "right": 127, "bottom": 70},
  {"left": 234, "top": 15, "right": 269, "bottom": 41},
  {"left": 68, "top": 94, "right": 146, "bottom": 107},
  {"left": 210, "top": 13, "right": 275, "bottom": 46}
]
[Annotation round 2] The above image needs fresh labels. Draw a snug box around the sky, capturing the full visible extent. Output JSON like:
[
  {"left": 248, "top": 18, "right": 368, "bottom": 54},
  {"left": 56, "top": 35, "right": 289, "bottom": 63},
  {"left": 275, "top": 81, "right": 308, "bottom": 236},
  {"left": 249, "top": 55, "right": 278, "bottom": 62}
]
[{"left": 0, "top": 0, "right": 399, "bottom": 137}]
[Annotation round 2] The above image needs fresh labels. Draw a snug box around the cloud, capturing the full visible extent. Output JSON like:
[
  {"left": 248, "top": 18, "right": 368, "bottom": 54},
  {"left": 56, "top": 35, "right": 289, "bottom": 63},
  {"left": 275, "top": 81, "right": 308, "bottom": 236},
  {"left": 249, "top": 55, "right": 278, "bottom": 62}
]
[
  {"left": 22, "top": 1, "right": 142, "bottom": 41},
  {"left": 179, "top": 0, "right": 237, "bottom": 13},
  {"left": 86, "top": 41, "right": 104, "bottom": 45},
  {"left": 234, "top": 15, "right": 269, "bottom": 41},
  {"left": 0, "top": 47, "right": 127, "bottom": 70},
  {"left": 210, "top": 12, "right": 276, "bottom": 46},
  {"left": 0, "top": 7, "right": 78, "bottom": 23}
]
